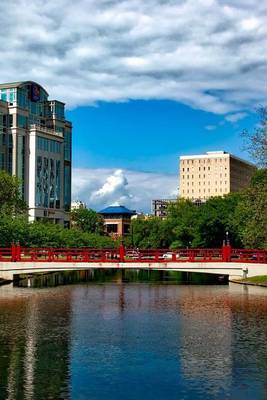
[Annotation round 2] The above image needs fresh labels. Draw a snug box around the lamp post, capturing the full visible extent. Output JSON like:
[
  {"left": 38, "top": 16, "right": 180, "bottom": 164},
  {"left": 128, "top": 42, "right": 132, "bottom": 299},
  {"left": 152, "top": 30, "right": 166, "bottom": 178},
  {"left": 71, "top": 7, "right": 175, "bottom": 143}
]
[{"left": 226, "top": 230, "right": 229, "bottom": 246}]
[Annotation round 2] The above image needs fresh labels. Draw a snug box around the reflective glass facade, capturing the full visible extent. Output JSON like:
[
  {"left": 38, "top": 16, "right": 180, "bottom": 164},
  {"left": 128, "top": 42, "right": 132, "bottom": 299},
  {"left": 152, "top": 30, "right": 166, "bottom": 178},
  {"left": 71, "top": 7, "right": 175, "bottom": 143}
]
[{"left": 0, "top": 81, "right": 72, "bottom": 224}]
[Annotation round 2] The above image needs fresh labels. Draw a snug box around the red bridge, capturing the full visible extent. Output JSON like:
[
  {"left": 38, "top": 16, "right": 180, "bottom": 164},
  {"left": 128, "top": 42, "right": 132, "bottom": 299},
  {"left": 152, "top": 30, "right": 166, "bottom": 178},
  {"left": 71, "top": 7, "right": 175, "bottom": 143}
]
[
  {"left": 1, "top": 244, "right": 266, "bottom": 264},
  {"left": 0, "top": 244, "right": 266, "bottom": 282}
]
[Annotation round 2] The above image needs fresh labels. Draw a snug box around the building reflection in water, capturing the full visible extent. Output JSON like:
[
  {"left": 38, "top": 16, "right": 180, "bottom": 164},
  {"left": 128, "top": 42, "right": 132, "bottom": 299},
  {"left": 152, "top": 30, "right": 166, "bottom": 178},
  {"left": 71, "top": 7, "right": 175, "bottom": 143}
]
[
  {"left": 1, "top": 276, "right": 267, "bottom": 400},
  {"left": 0, "top": 285, "right": 71, "bottom": 400},
  {"left": 177, "top": 284, "right": 267, "bottom": 398},
  {"left": 177, "top": 286, "right": 233, "bottom": 396}
]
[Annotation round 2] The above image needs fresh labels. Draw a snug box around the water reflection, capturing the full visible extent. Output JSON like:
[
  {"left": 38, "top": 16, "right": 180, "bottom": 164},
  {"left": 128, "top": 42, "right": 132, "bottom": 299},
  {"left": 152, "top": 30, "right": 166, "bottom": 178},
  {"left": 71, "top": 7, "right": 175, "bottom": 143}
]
[
  {"left": 0, "top": 286, "right": 71, "bottom": 400},
  {"left": 0, "top": 282, "right": 267, "bottom": 399}
]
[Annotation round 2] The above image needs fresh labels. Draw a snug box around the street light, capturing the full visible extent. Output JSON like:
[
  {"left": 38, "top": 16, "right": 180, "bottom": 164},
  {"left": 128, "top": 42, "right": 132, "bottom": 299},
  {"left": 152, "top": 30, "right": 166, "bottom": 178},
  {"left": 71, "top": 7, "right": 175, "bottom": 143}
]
[{"left": 226, "top": 230, "right": 229, "bottom": 245}]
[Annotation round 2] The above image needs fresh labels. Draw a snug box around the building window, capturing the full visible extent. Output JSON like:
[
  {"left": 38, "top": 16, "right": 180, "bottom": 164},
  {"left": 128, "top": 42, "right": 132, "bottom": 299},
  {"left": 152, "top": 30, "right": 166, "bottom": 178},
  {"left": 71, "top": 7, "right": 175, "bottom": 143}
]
[
  {"left": 123, "top": 224, "right": 130, "bottom": 235},
  {"left": 64, "top": 164, "right": 71, "bottom": 211},
  {"left": 106, "top": 224, "right": 118, "bottom": 233}
]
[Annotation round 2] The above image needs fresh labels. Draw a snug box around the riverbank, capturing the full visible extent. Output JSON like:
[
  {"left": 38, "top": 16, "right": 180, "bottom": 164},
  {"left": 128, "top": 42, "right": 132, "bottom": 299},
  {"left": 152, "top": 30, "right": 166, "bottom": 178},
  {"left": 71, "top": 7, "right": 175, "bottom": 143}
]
[{"left": 230, "top": 276, "right": 267, "bottom": 287}]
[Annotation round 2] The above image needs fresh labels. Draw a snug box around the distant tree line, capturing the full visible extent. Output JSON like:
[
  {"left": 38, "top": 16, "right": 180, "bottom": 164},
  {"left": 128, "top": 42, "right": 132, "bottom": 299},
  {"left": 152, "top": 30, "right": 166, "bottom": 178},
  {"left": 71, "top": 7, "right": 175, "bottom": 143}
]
[{"left": 124, "top": 168, "right": 267, "bottom": 249}]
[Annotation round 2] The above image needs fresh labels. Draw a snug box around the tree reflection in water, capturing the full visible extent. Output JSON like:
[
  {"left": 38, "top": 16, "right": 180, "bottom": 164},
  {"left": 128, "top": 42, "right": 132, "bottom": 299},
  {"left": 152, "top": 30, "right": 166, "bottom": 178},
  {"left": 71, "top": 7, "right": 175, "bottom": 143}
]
[
  {"left": 0, "top": 281, "right": 267, "bottom": 400},
  {"left": 0, "top": 286, "right": 71, "bottom": 400}
]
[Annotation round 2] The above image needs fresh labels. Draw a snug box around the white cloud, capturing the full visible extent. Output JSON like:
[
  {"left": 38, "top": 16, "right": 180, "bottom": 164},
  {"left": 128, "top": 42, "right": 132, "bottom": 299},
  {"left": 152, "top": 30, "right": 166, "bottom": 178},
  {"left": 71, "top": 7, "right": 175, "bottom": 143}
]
[
  {"left": 72, "top": 168, "right": 178, "bottom": 212},
  {"left": 225, "top": 112, "right": 247, "bottom": 122},
  {"left": 205, "top": 125, "right": 217, "bottom": 131},
  {"left": 0, "top": 0, "right": 266, "bottom": 114}
]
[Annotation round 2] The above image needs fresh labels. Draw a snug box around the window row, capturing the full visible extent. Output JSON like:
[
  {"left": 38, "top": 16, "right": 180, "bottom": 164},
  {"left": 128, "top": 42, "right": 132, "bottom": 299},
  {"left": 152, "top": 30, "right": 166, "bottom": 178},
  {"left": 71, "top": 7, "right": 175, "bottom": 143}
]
[
  {"left": 37, "top": 136, "right": 61, "bottom": 153},
  {"left": 182, "top": 158, "right": 227, "bottom": 164},
  {"left": 182, "top": 188, "right": 228, "bottom": 194}
]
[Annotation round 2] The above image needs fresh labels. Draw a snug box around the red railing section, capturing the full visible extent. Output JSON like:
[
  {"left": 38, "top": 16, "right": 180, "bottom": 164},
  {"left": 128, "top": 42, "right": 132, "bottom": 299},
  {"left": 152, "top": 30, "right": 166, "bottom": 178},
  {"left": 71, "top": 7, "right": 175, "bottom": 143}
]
[{"left": 0, "top": 244, "right": 266, "bottom": 264}]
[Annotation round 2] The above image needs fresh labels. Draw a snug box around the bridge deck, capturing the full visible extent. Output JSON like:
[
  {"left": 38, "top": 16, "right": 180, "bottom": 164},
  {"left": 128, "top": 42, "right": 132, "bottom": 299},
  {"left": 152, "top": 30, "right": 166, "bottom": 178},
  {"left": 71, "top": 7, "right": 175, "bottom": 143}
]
[
  {"left": 0, "top": 245, "right": 266, "bottom": 281},
  {"left": 0, "top": 245, "right": 266, "bottom": 264}
]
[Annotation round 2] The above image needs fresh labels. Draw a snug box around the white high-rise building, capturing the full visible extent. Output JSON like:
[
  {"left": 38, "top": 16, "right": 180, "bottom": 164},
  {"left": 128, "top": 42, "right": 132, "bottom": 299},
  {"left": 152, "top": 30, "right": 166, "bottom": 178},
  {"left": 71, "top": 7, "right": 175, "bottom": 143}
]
[{"left": 0, "top": 81, "right": 72, "bottom": 225}]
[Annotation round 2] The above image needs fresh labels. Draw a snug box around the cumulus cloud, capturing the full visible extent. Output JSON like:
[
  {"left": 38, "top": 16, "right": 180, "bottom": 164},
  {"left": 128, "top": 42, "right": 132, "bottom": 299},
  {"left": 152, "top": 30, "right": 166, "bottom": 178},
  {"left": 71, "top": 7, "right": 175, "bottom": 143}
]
[
  {"left": 0, "top": 0, "right": 267, "bottom": 115},
  {"left": 91, "top": 169, "right": 132, "bottom": 205},
  {"left": 72, "top": 168, "right": 178, "bottom": 212}
]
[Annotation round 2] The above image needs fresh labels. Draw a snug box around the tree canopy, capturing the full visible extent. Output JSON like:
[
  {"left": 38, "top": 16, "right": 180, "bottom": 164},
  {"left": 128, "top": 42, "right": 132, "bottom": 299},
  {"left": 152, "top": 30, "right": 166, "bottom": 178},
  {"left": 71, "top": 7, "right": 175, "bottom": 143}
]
[
  {"left": 242, "top": 106, "right": 267, "bottom": 167},
  {"left": 234, "top": 169, "right": 267, "bottom": 248},
  {"left": 126, "top": 171, "right": 266, "bottom": 250},
  {"left": 0, "top": 170, "right": 27, "bottom": 215},
  {"left": 70, "top": 207, "right": 104, "bottom": 234}
]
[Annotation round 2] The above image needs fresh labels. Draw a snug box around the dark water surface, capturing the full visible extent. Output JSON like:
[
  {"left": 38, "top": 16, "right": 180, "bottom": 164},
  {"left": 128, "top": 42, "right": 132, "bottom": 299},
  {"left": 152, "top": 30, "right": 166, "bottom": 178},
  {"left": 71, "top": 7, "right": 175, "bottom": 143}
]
[{"left": 1, "top": 282, "right": 267, "bottom": 400}]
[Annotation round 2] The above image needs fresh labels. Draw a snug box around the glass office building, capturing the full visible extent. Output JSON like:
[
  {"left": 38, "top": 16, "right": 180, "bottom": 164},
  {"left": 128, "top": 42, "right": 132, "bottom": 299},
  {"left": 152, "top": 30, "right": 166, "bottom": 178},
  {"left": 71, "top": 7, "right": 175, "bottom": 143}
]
[{"left": 0, "top": 81, "right": 72, "bottom": 225}]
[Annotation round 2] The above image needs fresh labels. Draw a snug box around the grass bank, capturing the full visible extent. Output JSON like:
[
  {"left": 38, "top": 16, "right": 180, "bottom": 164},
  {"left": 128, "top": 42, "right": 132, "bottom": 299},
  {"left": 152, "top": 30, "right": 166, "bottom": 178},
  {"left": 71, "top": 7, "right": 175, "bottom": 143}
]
[{"left": 231, "top": 276, "right": 267, "bottom": 287}]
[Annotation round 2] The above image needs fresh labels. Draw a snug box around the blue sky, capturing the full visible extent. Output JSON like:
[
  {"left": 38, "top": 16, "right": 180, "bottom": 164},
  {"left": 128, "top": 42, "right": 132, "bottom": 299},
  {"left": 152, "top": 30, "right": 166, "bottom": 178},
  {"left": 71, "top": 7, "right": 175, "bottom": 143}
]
[
  {"left": 67, "top": 100, "right": 257, "bottom": 174},
  {"left": 0, "top": 0, "right": 265, "bottom": 211}
]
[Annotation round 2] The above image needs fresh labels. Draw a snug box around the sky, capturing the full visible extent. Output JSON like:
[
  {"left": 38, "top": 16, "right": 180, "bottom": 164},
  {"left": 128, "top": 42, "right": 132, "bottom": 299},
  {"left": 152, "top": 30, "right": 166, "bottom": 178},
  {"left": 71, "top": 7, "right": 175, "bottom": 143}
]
[{"left": 0, "top": 0, "right": 266, "bottom": 212}]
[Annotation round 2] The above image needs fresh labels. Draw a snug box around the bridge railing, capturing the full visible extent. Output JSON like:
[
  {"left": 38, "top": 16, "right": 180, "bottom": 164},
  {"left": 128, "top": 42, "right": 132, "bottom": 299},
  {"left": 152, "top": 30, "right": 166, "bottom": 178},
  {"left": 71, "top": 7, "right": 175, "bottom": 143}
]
[{"left": 0, "top": 244, "right": 266, "bottom": 264}]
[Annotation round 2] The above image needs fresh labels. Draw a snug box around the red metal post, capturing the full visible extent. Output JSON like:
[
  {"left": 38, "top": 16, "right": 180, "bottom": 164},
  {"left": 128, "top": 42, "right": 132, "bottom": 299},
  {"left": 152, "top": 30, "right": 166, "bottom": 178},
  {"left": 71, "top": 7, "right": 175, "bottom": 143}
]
[
  {"left": 48, "top": 249, "right": 54, "bottom": 262},
  {"left": 16, "top": 243, "right": 21, "bottom": 261},
  {"left": 222, "top": 244, "right": 231, "bottom": 262},
  {"left": 119, "top": 244, "right": 125, "bottom": 262},
  {"left": 83, "top": 250, "right": 89, "bottom": 262},
  {"left": 11, "top": 243, "right": 16, "bottom": 262}
]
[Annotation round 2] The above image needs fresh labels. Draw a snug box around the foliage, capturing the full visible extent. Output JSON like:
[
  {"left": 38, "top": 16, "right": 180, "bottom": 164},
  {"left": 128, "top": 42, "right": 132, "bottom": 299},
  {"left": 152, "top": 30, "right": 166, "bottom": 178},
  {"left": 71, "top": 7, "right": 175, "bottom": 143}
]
[
  {"left": 167, "top": 199, "right": 199, "bottom": 248},
  {"left": 234, "top": 169, "right": 267, "bottom": 248},
  {"left": 194, "top": 193, "right": 242, "bottom": 248},
  {"left": 70, "top": 207, "right": 104, "bottom": 234},
  {"left": 242, "top": 106, "right": 267, "bottom": 167},
  {"left": 124, "top": 217, "right": 175, "bottom": 249},
  {"left": 126, "top": 172, "right": 267, "bottom": 249},
  {"left": 0, "top": 218, "right": 117, "bottom": 248},
  {"left": 0, "top": 170, "right": 27, "bottom": 215}
]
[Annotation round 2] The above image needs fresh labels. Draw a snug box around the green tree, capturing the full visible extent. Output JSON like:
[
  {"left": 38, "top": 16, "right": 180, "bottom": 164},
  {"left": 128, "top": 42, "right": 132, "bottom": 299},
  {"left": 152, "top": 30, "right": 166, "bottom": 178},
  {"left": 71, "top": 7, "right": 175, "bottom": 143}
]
[
  {"left": 126, "top": 217, "right": 174, "bottom": 249},
  {"left": 0, "top": 215, "right": 29, "bottom": 246},
  {"left": 0, "top": 170, "right": 27, "bottom": 215},
  {"left": 242, "top": 106, "right": 267, "bottom": 167},
  {"left": 234, "top": 169, "right": 267, "bottom": 248},
  {"left": 167, "top": 199, "right": 199, "bottom": 248},
  {"left": 70, "top": 208, "right": 104, "bottom": 234},
  {"left": 195, "top": 193, "right": 242, "bottom": 248}
]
